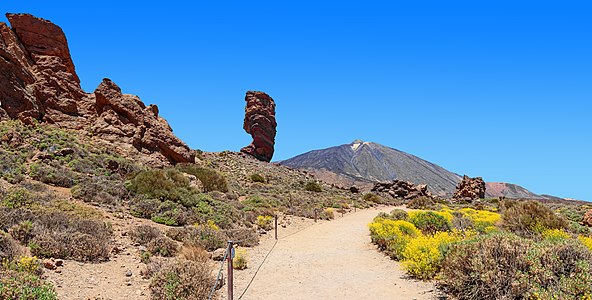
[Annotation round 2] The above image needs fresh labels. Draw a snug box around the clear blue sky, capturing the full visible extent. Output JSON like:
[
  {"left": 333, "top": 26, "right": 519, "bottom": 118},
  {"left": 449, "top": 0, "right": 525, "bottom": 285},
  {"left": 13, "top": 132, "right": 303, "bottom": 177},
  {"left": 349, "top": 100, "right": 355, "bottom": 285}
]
[{"left": 2, "top": 1, "right": 591, "bottom": 200}]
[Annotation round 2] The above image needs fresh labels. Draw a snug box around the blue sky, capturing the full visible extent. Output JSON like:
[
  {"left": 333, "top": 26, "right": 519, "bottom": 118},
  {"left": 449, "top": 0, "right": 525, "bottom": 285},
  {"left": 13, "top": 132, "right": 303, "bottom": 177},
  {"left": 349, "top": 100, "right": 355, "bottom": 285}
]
[{"left": 2, "top": 1, "right": 591, "bottom": 200}]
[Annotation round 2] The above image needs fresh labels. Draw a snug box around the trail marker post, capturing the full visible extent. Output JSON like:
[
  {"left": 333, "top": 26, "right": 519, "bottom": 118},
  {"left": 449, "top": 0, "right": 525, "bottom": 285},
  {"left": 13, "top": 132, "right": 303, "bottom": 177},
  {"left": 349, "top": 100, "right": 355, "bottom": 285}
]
[{"left": 274, "top": 214, "right": 278, "bottom": 240}]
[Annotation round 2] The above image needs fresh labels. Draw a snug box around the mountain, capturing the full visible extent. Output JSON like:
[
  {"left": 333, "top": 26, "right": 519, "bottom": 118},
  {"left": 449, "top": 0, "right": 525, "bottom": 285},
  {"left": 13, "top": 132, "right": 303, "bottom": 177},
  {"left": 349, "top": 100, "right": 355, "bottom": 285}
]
[{"left": 280, "top": 140, "right": 544, "bottom": 199}]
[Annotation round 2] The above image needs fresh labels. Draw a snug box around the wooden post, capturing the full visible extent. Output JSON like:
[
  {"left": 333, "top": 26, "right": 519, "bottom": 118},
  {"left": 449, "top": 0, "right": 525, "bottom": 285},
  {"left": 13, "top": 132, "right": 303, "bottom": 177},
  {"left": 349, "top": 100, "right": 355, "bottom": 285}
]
[
  {"left": 274, "top": 214, "right": 278, "bottom": 240},
  {"left": 227, "top": 241, "right": 233, "bottom": 300}
]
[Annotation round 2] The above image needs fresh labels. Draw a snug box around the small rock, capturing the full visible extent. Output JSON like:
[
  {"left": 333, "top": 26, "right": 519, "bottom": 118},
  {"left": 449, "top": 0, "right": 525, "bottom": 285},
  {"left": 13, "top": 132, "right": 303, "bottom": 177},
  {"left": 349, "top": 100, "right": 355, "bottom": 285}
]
[
  {"left": 55, "top": 269, "right": 62, "bottom": 274},
  {"left": 138, "top": 246, "right": 147, "bottom": 252},
  {"left": 43, "top": 260, "right": 57, "bottom": 270},
  {"left": 125, "top": 270, "right": 133, "bottom": 277},
  {"left": 54, "top": 259, "right": 64, "bottom": 267},
  {"left": 211, "top": 248, "right": 226, "bottom": 261}
]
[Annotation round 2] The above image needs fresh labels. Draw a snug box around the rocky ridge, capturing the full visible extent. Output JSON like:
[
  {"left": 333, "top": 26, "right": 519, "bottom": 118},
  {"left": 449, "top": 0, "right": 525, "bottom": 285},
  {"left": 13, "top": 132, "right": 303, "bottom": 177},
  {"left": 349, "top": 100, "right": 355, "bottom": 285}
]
[
  {"left": 371, "top": 180, "right": 433, "bottom": 200},
  {"left": 0, "top": 13, "right": 193, "bottom": 166}
]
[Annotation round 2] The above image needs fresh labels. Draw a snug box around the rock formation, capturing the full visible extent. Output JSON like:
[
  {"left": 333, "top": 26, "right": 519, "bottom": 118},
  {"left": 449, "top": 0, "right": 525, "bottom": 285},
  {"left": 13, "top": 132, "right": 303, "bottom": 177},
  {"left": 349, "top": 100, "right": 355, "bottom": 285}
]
[
  {"left": 240, "top": 91, "right": 276, "bottom": 162},
  {"left": 453, "top": 175, "right": 486, "bottom": 201},
  {"left": 371, "top": 180, "right": 433, "bottom": 200},
  {"left": 0, "top": 13, "right": 193, "bottom": 166},
  {"left": 583, "top": 209, "right": 592, "bottom": 227}
]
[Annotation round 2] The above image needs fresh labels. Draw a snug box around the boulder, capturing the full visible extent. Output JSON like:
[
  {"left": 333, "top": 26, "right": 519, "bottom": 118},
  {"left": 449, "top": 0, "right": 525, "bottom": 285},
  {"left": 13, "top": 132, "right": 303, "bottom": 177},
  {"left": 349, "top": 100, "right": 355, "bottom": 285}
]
[
  {"left": 240, "top": 91, "right": 276, "bottom": 162},
  {"left": 583, "top": 209, "right": 592, "bottom": 227}
]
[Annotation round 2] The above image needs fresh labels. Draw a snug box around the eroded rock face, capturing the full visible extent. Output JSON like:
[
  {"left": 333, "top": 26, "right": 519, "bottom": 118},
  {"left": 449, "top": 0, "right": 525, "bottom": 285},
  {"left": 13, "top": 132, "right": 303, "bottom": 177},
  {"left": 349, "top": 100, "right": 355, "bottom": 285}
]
[
  {"left": 0, "top": 13, "right": 193, "bottom": 165},
  {"left": 371, "top": 180, "right": 433, "bottom": 200},
  {"left": 453, "top": 175, "right": 486, "bottom": 201},
  {"left": 240, "top": 91, "right": 276, "bottom": 162}
]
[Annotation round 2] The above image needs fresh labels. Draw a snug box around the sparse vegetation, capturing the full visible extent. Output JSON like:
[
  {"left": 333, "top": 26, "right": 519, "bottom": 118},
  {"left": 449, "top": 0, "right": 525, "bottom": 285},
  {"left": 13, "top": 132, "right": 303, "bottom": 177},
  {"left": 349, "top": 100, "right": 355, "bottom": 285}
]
[
  {"left": 233, "top": 247, "right": 248, "bottom": 270},
  {"left": 304, "top": 181, "right": 322, "bottom": 192},
  {"left": 148, "top": 258, "right": 213, "bottom": 300}
]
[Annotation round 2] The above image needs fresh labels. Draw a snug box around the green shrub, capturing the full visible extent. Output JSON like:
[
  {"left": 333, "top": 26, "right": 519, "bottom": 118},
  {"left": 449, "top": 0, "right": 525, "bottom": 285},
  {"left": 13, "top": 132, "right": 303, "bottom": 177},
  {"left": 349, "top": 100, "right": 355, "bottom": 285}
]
[
  {"left": 1, "top": 188, "right": 32, "bottom": 209},
  {"left": 304, "top": 181, "right": 322, "bottom": 192},
  {"left": 29, "top": 161, "right": 75, "bottom": 188},
  {"left": 250, "top": 173, "right": 266, "bottom": 183},
  {"left": 176, "top": 164, "right": 229, "bottom": 192},
  {"left": 390, "top": 209, "right": 409, "bottom": 221},
  {"left": 8, "top": 221, "right": 34, "bottom": 244},
  {"left": 0, "top": 269, "right": 57, "bottom": 300},
  {"left": 502, "top": 200, "right": 569, "bottom": 237},
  {"left": 408, "top": 211, "right": 451, "bottom": 235},
  {"left": 362, "top": 193, "right": 382, "bottom": 203},
  {"left": 167, "top": 225, "right": 227, "bottom": 251},
  {"left": 407, "top": 196, "right": 435, "bottom": 209},
  {"left": 129, "top": 225, "right": 161, "bottom": 245},
  {"left": 147, "top": 236, "right": 178, "bottom": 257}
]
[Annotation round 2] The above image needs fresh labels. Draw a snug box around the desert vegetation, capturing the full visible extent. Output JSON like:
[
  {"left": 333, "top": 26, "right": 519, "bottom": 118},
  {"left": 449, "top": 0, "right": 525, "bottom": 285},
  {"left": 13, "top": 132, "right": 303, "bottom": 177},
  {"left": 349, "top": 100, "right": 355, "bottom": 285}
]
[{"left": 369, "top": 199, "right": 592, "bottom": 299}]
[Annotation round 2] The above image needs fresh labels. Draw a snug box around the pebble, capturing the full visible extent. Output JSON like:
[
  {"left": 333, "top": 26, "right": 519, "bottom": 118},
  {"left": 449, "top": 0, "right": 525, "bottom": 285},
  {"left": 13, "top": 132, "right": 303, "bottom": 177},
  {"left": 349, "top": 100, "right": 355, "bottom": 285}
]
[{"left": 125, "top": 270, "right": 133, "bottom": 277}]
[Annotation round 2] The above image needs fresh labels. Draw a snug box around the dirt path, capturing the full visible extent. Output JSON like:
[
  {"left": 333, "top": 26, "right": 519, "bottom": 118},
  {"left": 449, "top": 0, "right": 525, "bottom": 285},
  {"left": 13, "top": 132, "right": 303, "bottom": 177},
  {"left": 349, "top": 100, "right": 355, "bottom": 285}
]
[{"left": 231, "top": 206, "right": 439, "bottom": 300}]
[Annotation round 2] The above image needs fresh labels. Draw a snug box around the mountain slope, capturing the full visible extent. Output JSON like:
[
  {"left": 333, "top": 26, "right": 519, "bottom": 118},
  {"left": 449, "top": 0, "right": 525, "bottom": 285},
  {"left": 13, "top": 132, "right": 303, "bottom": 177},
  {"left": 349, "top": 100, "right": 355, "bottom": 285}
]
[
  {"left": 280, "top": 140, "right": 462, "bottom": 196},
  {"left": 280, "top": 140, "right": 544, "bottom": 199}
]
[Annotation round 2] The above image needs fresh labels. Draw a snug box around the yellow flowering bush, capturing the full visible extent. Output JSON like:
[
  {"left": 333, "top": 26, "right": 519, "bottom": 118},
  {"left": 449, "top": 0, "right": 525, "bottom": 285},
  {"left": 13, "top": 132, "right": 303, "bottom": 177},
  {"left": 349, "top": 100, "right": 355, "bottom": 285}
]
[
  {"left": 233, "top": 247, "right": 248, "bottom": 270},
  {"left": 579, "top": 235, "right": 592, "bottom": 252},
  {"left": 457, "top": 208, "right": 501, "bottom": 232},
  {"left": 402, "top": 231, "right": 459, "bottom": 279},
  {"left": 369, "top": 219, "right": 420, "bottom": 259},
  {"left": 256, "top": 215, "right": 274, "bottom": 230},
  {"left": 542, "top": 229, "right": 570, "bottom": 242}
]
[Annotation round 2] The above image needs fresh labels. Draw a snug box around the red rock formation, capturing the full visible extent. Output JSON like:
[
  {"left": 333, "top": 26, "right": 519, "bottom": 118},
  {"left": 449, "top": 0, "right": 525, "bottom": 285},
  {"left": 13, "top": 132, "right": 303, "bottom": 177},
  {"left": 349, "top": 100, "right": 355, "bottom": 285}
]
[
  {"left": 371, "top": 180, "right": 433, "bottom": 200},
  {"left": 453, "top": 175, "right": 486, "bottom": 201},
  {"left": 0, "top": 13, "right": 193, "bottom": 166},
  {"left": 240, "top": 91, "right": 276, "bottom": 162}
]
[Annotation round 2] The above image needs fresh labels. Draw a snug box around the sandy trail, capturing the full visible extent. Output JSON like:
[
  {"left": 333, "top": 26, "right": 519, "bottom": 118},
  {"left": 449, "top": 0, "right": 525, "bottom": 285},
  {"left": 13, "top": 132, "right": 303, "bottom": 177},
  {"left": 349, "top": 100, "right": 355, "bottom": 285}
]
[{"left": 232, "top": 206, "right": 439, "bottom": 300}]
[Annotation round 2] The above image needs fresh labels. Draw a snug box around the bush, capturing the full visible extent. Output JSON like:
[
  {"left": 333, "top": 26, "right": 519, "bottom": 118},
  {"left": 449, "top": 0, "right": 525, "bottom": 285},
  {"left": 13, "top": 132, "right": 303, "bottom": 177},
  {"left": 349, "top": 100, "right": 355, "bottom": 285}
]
[
  {"left": 408, "top": 211, "right": 451, "bottom": 235},
  {"left": 0, "top": 234, "right": 23, "bottom": 261},
  {"left": 147, "top": 236, "right": 178, "bottom": 257},
  {"left": 129, "top": 225, "right": 161, "bottom": 245},
  {"left": 256, "top": 215, "right": 274, "bottom": 230},
  {"left": 542, "top": 229, "right": 571, "bottom": 242},
  {"left": 176, "top": 164, "right": 229, "bottom": 193},
  {"left": 320, "top": 208, "right": 334, "bottom": 220},
  {"left": 250, "top": 173, "right": 266, "bottom": 183},
  {"left": 0, "top": 269, "right": 57, "bottom": 300},
  {"left": 149, "top": 258, "right": 213, "bottom": 300},
  {"left": 439, "top": 232, "right": 592, "bottom": 300},
  {"left": 233, "top": 247, "right": 248, "bottom": 270},
  {"left": 167, "top": 224, "right": 227, "bottom": 251},
  {"left": 390, "top": 209, "right": 409, "bottom": 221},
  {"left": 9, "top": 220, "right": 34, "bottom": 244},
  {"left": 180, "top": 245, "right": 210, "bottom": 263},
  {"left": 72, "top": 175, "right": 128, "bottom": 205},
  {"left": 304, "top": 181, "right": 322, "bottom": 192},
  {"left": 369, "top": 219, "right": 420, "bottom": 260},
  {"left": 402, "top": 231, "right": 458, "bottom": 279},
  {"left": 456, "top": 208, "right": 500, "bottom": 233},
  {"left": 579, "top": 235, "right": 592, "bottom": 252},
  {"left": 502, "top": 200, "right": 569, "bottom": 236},
  {"left": 440, "top": 232, "right": 532, "bottom": 299},
  {"left": 29, "top": 161, "right": 75, "bottom": 188},
  {"left": 407, "top": 196, "right": 435, "bottom": 209},
  {"left": 362, "top": 193, "right": 382, "bottom": 204}
]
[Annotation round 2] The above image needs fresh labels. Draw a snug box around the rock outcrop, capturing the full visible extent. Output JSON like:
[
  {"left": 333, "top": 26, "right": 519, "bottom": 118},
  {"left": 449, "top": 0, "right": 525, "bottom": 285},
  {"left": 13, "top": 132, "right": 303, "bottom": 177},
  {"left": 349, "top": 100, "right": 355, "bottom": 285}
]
[
  {"left": 0, "top": 13, "right": 193, "bottom": 165},
  {"left": 240, "top": 91, "right": 276, "bottom": 162},
  {"left": 583, "top": 209, "right": 592, "bottom": 227},
  {"left": 453, "top": 175, "right": 486, "bottom": 201},
  {"left": 371, "top": 180, "right": 433, "bottom": 200}
]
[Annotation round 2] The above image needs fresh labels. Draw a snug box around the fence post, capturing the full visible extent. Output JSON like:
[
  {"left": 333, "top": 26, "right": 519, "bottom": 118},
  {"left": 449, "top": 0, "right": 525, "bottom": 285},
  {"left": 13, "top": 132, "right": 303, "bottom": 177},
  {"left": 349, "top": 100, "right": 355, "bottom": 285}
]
[
  {"left": 314, "top": 209, "right": 318, "bottom": 223},
  {"left": 227, "top": 241, "right": 233, "bottom": 300},
  {"left": 274, "top": 214, "right": 278, "bottom": 240}
]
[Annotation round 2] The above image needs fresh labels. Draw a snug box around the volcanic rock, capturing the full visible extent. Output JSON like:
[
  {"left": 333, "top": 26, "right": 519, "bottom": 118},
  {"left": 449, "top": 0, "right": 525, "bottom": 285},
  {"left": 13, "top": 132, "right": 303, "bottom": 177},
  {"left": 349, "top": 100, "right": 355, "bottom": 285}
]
[
  {"left": 0, "top": 13, "right": 193, "bottom": 165},
  {"left": 371, "top": 180, "right": 433, "bottom": 200},
  {"left": 240, "top": 91, "right": 276, "bottom": 162},
  {"left": 583, "top": 209, "right": 592, "bottom": 227},
  {"left": 453, "top": 175, "right": 486, "bottom": 201}
]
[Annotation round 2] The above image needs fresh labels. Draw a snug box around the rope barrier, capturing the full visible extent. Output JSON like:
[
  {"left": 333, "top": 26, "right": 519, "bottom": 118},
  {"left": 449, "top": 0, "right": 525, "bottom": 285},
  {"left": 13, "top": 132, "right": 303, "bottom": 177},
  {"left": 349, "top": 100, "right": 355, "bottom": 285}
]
[
  {"left": 237, "top": 239, "right": 278, "bottom": 300},
  {"left": 208, "top": 244, "right": 229, "bottom": 300}
]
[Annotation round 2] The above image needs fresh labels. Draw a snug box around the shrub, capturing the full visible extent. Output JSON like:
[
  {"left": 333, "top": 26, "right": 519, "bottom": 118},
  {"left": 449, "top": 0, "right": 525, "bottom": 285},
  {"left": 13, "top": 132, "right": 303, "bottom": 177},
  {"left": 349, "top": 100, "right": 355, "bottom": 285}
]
[
  {"left": 72, "top": 175, "right": 128, "bottom": 205},
  {"left": 1, "top": 188, "right": 32, "bottom": 209},
  {"left": 456, "top": 208, "right": 500, "bottom": 233},
  {"left": 233, "top": 247, "right": 248, "bottom": 270},
  {"left": 8, "top": 221, "right": 34, "bottom": 244},
  {"left": 579, "top": 236, "right": 592, "bottom": 252},
  {"left": 256, "top": 215, "right": 274, "bottom": 230},
  {"left": 408, "top": 211, "right": 451, "bottom": 235},
  {"left": 304, "top": 181, "right": 322, "bottom": 192},
  {"left": 180, "top": 245, "right": 210, "bottom": 263},
  {"left": 369, "top": 219, "right": 420, "bottom": 260},
  {"left": 250, "top": 173, "right": 266, "bottom": 183},
  {"left": 0, "top": 269, "right": 57, "bottom": 300},
  {"left": 149, "top": 258, "right": 213, "bottom": 300},
  {"left": 390, "top": 209, "right": 409, "bottom": 221},
  {"left": 362, "top": 193, "right": 382, "bottom": 204},
  {"left": 407, "top": 196, "right": 435, "bottom": 209},
  {"left": 147, "top": 236, "right": 178, "bottom": 257},
  {"left": 542, "top": 229, "right": 571, "bottom": 242},
  {"left": 320, "top": 208, "right": 334, "bottom": 220},
  {"left": 224, "top": 228, "right": 259, "bottom": 247},
  {"left": 0, "top": 234, "right": 23, "bottom": 261},
  {"left": 176, "top": 164, "right": 229, "bottom": 193},
  {"left": 129, "top": 225, "right": 162, "bottom": 245},
  {"left": 439, "top": 232, "right": 533, "bottom": 299},
  {"left": 29, "top": 161, "right": 75, "bottom": 188},
  {"left": 167, "top": 224, "right": 227, "bottom": 251},
  {"left": 502, "top": 200, "right": 569, "bottom": 236},
  {"left": 402, "top": 231, "right": 458, "bottom": 279}
]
